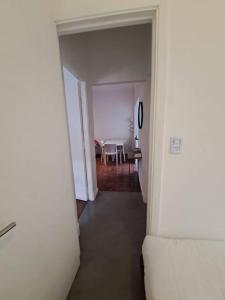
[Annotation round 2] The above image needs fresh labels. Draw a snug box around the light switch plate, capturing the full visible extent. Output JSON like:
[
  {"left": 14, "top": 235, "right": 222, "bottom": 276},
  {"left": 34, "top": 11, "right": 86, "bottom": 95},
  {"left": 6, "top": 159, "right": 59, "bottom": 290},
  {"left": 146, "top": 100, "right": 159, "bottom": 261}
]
[{"left": 170, "top": 137, "right": 182, "bottom": 154}]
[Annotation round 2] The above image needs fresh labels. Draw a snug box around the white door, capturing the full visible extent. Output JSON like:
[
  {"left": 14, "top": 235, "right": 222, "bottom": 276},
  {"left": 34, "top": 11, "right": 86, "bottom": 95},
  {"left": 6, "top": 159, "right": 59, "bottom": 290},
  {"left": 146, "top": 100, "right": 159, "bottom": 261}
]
[
  {"left": 79, "top": 81, "right": 97, "bottom": 201},
  {"left": 63, "top": 67, "right": 88, "bottom": 201}
]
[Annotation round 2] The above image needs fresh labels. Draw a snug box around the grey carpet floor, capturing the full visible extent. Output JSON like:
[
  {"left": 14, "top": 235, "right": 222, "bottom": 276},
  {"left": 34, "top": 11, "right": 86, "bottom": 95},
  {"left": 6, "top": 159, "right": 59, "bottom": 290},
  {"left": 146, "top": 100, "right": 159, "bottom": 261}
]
[{"left": 67, "top": 191, "right": 147, "bottom": 300}]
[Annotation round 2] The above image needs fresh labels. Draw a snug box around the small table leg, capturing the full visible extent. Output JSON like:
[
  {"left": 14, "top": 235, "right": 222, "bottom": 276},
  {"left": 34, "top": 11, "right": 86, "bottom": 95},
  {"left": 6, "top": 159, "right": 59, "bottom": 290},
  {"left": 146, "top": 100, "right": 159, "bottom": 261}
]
[{"left": 129, "top": 159, "right": 131, "bottom": 176}]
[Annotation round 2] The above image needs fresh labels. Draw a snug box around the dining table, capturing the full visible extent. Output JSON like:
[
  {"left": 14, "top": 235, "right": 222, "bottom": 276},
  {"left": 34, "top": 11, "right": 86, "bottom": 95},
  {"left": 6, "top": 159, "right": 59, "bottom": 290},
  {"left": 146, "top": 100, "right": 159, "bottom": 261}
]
[
  {"left": 103, "top": 138, "right": 126, "bottom": 146},
  {"left": 99, "top": 138, "right": 127, "bottom": 162}
]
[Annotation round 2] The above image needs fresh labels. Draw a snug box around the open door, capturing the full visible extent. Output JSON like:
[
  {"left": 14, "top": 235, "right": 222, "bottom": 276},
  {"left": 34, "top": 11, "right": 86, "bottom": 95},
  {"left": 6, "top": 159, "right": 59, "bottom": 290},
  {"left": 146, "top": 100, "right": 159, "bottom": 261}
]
[{"left": 63, "top": 67, "right": 88, "bottom": 201}]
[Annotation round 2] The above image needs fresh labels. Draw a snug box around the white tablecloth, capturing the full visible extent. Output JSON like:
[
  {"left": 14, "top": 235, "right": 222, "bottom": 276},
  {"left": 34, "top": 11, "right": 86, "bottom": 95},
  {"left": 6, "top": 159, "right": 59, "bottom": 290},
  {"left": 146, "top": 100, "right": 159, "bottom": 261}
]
[{"left": 100, "top": 139, "right": 127, "bottom": 146}]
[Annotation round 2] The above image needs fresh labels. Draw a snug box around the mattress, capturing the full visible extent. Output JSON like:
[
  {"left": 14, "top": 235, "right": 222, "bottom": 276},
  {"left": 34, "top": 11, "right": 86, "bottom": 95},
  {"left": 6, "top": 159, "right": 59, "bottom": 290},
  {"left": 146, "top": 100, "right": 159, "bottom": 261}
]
[{"left": 142, "top": 236, "right": 225, "bottom": 300}]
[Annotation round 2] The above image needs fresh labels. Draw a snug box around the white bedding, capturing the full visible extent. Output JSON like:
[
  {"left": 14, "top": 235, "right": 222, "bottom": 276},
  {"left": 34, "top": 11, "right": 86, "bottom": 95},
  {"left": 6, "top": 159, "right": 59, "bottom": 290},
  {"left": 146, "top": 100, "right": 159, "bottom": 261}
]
[{"left": 142, "top": 236, "right": 225, "bottom": 300}]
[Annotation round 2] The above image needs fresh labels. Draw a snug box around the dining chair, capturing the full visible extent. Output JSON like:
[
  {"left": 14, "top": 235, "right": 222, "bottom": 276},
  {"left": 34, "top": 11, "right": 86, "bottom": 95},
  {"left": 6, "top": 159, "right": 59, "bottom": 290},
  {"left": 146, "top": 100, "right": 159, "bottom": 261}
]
[
  {"left": 117, "top": 145, "right": 126, "bottom": 163},
  {"left": 98, "top": 140, "right": 105, "bottom": 162},
  {"left": 117, "top": 145, "right": 123, "bottom": 164},
  {"left": 103, "top": 143, "right": 118, "bottom": 165}
]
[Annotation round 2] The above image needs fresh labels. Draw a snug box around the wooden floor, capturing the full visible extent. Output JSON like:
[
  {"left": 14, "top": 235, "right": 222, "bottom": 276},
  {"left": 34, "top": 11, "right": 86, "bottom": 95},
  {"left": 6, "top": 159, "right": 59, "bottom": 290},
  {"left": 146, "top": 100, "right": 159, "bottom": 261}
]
[{"left": 96, "top": 157, "right": 141, "bottom": 192}]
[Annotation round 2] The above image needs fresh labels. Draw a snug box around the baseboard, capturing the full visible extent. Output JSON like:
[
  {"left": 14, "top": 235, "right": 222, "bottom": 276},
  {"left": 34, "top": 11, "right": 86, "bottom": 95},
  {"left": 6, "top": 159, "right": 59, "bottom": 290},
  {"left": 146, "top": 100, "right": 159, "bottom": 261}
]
[
  {"left": 138, "top": 171, "right": 147, "bottom": 203},
  {"left": 76, "top": 187, "right": 89, "bottom": 201},
  {"left": 77, "top": 221, "right": 80, "bottom": 236},
  {"left": 88, "top": 187, "right": 98, "bottom": 201},
  {"left": 94, "top": 187, "right": 99, "bottom": 198},
  {"left": 142, "top": 192, "right": 147, "bottom": 203}
]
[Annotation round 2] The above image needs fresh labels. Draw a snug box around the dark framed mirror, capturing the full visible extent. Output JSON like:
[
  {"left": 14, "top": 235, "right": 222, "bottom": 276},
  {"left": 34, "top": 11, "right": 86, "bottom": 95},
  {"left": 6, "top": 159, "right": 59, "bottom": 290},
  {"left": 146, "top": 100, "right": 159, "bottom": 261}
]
[{"left": 138, "top": 101, "right": 143, "bottom": 129}]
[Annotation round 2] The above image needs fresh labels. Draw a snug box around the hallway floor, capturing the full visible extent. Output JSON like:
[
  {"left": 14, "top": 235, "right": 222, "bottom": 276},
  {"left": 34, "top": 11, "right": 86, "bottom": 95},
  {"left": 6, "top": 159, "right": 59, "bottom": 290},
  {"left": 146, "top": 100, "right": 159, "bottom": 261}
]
[{"left": 67, "top": 191, "right": 146, "bottom": 300}]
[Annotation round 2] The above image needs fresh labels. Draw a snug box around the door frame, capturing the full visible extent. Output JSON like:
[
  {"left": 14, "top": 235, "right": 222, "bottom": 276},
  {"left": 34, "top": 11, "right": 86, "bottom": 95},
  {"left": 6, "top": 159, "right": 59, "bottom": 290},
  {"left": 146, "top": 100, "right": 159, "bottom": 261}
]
[
  {"left": 55, "top": 6, "right": 167, "bottom": 235},
  {"left": 79, "top": 81, "right": 98, "bottom": 201}
]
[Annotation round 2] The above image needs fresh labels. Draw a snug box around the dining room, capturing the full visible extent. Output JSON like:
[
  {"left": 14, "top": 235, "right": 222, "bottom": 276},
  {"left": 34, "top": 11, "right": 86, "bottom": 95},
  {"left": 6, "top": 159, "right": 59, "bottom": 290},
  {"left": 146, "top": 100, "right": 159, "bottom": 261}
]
[{"left": 93, "top": 82, "right": 144, "bottom": 192}]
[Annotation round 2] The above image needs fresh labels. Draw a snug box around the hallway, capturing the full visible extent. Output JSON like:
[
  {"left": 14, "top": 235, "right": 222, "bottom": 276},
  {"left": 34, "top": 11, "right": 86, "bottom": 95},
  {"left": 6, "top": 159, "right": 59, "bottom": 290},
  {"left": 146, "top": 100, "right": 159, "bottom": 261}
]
[{"left": 67, "top": 191, "right": 146, "bottom": 300}]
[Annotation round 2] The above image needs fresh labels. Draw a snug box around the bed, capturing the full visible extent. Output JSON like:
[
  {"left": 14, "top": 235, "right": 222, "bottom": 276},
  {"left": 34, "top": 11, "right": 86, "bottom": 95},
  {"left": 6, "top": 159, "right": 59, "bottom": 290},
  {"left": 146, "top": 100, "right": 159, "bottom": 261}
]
[{"left": 142, "top": 236, "right": 225, "bottom": 300}]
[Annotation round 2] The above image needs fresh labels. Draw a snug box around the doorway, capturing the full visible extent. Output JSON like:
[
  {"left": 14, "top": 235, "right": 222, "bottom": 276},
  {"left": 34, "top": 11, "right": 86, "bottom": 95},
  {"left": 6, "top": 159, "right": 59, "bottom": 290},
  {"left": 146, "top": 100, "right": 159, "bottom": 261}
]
[
  {"left": 93, "top": 82, "right": 144, "bottom": 193},
  {"left": 57, "top": 8, "right": 159, "bottom": 234},
  {"left": 57, "top": 9, "right": 156, "bottom": 300},
  {"left": 60, "top": 23, "right": 152, "bottom": 201}
]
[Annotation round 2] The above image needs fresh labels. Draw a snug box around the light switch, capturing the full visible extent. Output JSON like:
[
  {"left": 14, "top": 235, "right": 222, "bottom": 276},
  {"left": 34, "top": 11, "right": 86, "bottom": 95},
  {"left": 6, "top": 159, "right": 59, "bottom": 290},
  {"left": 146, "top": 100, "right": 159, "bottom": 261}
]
[{"left": 170, "top": 137, "right": 182, "bottom": 154}]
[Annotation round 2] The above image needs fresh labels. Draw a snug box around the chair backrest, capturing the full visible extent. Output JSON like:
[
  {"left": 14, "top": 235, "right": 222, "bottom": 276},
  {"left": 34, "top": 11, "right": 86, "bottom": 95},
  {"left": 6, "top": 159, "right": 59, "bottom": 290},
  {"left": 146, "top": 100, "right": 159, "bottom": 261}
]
[
  {"left": 98, "top": 140, "right": 105, "bottom": 148},
  {"left": 104, "top": 143, "right": 117, "bottom": 154}
]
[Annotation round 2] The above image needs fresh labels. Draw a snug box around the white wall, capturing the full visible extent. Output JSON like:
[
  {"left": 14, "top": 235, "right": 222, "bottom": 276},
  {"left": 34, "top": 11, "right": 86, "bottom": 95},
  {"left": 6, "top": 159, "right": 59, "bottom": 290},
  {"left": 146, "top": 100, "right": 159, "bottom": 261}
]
[
  {"left": 54, "top": 0, "right": 225, "bottom": 241},
  {"left": 86, "top": 25, "right": 151, "bottom": 84},
  {"left": 159, "top": 0, "right": 225, "bottom": 240},
  {"left": 133, "top": 82, "right": 149, "bottom": 203},
  {"left": 59, "top": 34, "right": 87, "bottom": 80},
  {"left": 93, "top": 83, "right": 135, "bottom": 150},
  {"left": 59, "top": 24, "right": 151, "bottom": 85},
  {"left": 0, "top": 1, "right": 80, "bottom": 299}
]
